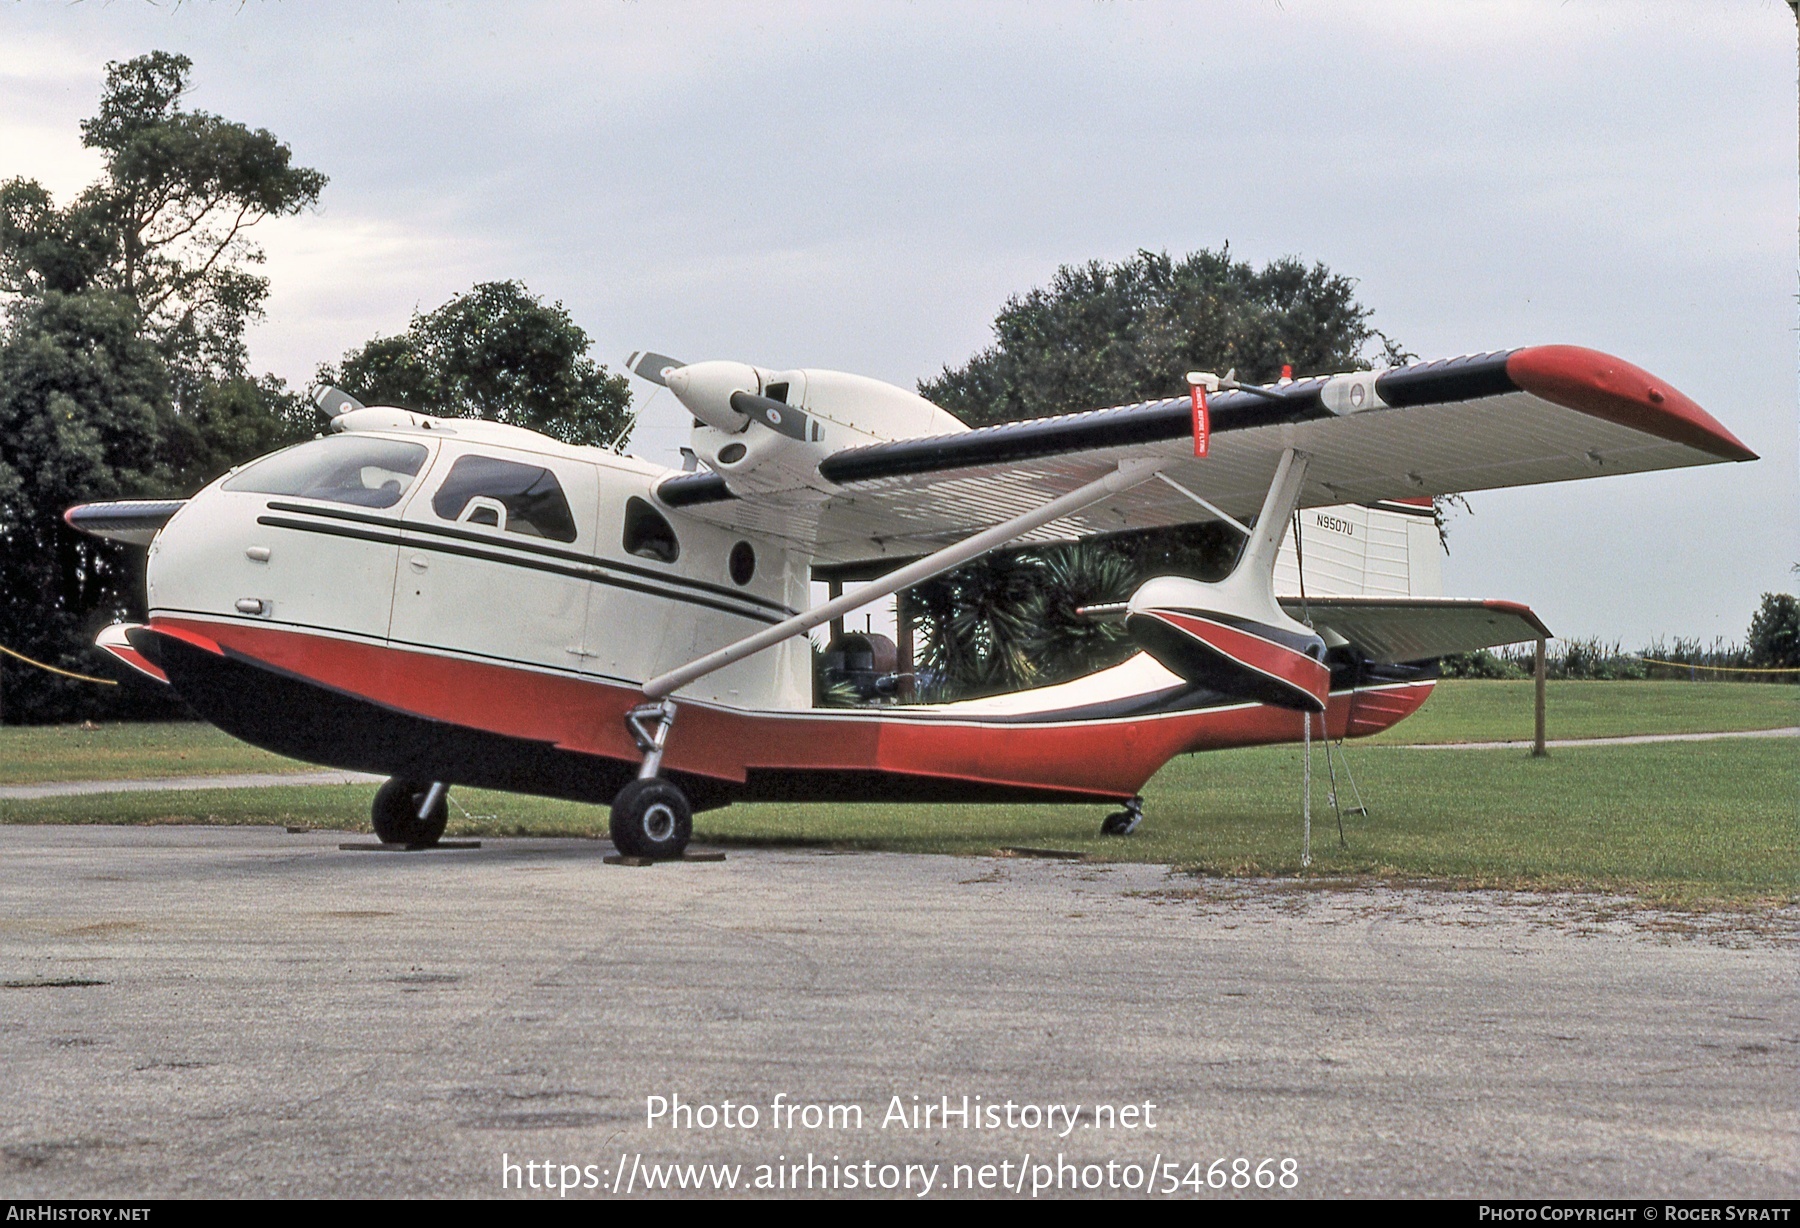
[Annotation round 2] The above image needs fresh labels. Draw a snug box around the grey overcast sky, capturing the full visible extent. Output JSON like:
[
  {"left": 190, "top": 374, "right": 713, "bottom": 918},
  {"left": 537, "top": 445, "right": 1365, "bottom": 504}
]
[{"left": 2, "top": 1, "right": 1794, "bottom": 645}]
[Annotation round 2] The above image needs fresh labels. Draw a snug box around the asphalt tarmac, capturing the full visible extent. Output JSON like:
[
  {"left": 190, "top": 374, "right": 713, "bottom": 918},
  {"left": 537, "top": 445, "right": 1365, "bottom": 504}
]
[{"left": 1, "top": 825, "right": 1792, "bottom": 1200}]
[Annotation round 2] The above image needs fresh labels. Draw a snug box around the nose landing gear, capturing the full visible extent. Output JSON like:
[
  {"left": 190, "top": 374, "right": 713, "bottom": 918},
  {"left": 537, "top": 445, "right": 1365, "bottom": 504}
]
[
  {"left": 371, "top": 778, "right": 449, "bottom": 846},
  {"left": 609, "top": 777, "right": 694, "bottom": 859},
  {"left": 613, "top": 700, "right": 693, "bottom": 859}
]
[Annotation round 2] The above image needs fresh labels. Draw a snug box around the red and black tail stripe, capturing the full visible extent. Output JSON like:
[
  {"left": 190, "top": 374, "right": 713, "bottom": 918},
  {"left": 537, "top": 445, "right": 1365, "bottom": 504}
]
[{"left": 1129, "top": 609, "right": 1328, "bottom": 713}]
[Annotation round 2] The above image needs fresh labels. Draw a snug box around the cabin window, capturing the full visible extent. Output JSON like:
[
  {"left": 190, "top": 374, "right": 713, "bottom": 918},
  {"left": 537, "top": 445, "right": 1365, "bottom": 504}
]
[
  {"left": 623, "top": 497, "right": 679, "bottom": 564},
  {"left": 223, "top": 436, "right": 428, "bottom": 509},
  {"left": 431, "top": 454, "right": 579, "bottom": 542},
  {"left": 729, "top": 541, "right": 755, "bottom": 585}
]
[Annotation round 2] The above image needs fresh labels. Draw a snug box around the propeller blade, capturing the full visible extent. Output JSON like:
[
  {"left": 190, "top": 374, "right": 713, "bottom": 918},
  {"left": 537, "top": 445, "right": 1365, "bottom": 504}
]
[
  {"left": 313, "top": 386, "right": 365, "bottom": 421},
  {"left": 626, "top": 351, "right": 686, "bottom": 387},
  {"left": 729, "top": 390, "right": 818, "bottom": 442}
]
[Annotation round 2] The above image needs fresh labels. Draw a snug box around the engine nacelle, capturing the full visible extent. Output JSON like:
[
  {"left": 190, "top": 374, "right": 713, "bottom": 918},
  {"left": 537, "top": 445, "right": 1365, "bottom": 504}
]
[{"left": 664, "top": 359, "right": 968, "bottom": 499}]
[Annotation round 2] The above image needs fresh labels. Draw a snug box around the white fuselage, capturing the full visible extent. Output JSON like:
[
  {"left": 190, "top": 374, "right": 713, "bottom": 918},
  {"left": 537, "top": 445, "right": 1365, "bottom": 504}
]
[{"left": 147, "top": 421, "right": 815, "bottom": 710}]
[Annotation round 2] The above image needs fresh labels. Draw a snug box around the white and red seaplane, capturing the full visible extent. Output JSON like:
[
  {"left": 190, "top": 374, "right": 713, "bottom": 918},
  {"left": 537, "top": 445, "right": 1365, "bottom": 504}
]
[{"left": 66, "top": 345, "right": 1754, "bottom": 856}]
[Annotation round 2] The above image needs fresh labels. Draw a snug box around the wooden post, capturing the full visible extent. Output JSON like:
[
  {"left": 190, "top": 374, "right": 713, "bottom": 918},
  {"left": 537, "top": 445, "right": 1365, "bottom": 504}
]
[
  {"left": 828, "top": 578, "right": 844, "bottom": 645},
  {"left": 1533, "top": 636, "right": 1548, "bottom": 757},
  {"left": 895, "top": 588, "right": 915, "bottom": 702}
]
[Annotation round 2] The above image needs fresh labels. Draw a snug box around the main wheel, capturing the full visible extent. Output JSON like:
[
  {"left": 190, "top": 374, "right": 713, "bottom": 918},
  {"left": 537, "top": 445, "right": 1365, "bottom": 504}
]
[
  {"left": 609, "top": 778, "right": 692, "bottom": 859},
  {"left": 371, "top": 778, "right": 449, "bottom": 846}
]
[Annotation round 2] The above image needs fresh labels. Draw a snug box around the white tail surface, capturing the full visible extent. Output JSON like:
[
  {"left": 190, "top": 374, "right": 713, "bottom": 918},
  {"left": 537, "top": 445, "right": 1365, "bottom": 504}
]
[{"left": 1274, "top": 503, "right": 1441, "bottom": 600}]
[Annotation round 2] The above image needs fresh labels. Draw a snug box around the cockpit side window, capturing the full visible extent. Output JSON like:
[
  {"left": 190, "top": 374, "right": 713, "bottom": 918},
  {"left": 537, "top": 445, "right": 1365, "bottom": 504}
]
[
  {"left": 222, "top": 436, "right": 428, "bottom": 509},
  {"left": 430, "top": 454, "right": 579, "bottom": 542},
  {"left": 623, "top": 497, "right": 679, "bottom": 564}
]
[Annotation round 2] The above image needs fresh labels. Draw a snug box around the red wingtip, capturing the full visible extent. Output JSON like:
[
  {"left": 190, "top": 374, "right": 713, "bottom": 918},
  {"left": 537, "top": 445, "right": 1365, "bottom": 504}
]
[
  {"left": 1478, "top": 599, "right": 1553, "bottom": 640},
  {"left": 1506, "top": 346, "right": 1757, "bottom": 463}
]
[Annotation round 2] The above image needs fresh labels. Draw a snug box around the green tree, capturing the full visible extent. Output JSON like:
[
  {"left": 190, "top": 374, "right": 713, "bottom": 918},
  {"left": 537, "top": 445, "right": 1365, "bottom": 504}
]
[
  {"left": 0, "top": 51, "right": 322, "bottom": 722},
  {"left": 2, "top": 51, "right": 326, "bottom": 403},
  {"left": 907, "top": 247, "right": 1405, "bottom": 698},
  {"left": 1746, "top": 592, "right": 1800, "bottom": 670},
  {"left": 910, "top": 529, "right": 1218, "bottom": 698},
  {"left": 319, "top": 281, "right": 633, "bottom": 448},
  {"left": 920, "top": 246, "right": 1405, "bottom": 426},
  {"left": 0, "top": 287, "right": 179, "bottom": 721}
]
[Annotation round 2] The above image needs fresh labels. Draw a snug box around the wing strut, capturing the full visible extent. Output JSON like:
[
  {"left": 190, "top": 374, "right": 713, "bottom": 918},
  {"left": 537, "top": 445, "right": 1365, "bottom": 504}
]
[{"left": 639, "top": 459, "right": 1168, "bottom": 703}]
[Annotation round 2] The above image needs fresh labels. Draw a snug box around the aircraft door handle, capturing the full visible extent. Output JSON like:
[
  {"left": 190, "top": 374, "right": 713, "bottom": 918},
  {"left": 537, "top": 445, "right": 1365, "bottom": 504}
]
[{"left": 408, "top": 555, "right": 429, "bottom": 572}]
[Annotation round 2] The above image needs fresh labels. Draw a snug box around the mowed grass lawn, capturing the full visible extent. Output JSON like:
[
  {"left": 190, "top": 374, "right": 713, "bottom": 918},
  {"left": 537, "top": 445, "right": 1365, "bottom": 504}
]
[
  {"left": 0, "top": 720, "right": 310, "bottom": 783},
  {"left": 1, "top": 681, "right": 1794, "bottom": 904},
  {"left": 1359, "top": 679, "right": 1796, "bottom": 743}
]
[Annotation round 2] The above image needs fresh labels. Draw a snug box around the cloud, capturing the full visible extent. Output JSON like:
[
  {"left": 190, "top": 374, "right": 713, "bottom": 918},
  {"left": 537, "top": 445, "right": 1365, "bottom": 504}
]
[
  {"left": 0, "top": 0, "right": 1791, "bottom": 640},
  {"left": 251, "top": 207, "right": 520, "bottom": 387}
]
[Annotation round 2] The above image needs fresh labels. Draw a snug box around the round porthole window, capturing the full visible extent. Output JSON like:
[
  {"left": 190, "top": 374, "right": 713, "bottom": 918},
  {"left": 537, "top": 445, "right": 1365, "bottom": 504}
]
[
  {"left": 717, "top": 442, "right": 747, "bottom": 465},
  {"left": 729, "top": 541, "right": 755, "bottom": 586}
]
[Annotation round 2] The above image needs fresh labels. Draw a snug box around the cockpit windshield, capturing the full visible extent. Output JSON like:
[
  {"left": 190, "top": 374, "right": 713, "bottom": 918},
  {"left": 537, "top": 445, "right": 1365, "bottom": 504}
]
[{"left": 222, "top": 436, "right": 430, "bottom": 509}]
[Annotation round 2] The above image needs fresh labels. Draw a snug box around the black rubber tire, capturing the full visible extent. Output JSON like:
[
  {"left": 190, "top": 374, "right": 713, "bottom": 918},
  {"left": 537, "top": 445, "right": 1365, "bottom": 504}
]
[
  {"left": 609, "top": 778, "right": 693, "bottom": 859},
  {"left": 371, "top": 778, "right": 449, "bottom": 846}
]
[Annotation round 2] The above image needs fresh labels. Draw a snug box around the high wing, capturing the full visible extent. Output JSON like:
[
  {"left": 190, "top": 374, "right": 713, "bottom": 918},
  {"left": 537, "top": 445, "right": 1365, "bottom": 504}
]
[{"left": 655, "top": 346, "right": 1754, "bottom": 568}]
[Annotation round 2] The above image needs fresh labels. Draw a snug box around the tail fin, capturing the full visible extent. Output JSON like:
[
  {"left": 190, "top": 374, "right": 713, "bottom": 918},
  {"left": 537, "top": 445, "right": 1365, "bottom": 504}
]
[{"left": 1274, "top": 498, "right": 1441, "bottom": 600}]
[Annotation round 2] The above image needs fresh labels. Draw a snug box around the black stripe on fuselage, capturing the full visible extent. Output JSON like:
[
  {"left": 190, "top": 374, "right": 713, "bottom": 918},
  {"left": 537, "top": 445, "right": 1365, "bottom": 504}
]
[
  {"left": 152, "top": 606, "right": 642, "bottom": 688},
  {"left": 262, "top": 500, "right": 797, "bottom": 616},
  {"left": 256, "top": 514, "right": 784, "bottom": 626}
]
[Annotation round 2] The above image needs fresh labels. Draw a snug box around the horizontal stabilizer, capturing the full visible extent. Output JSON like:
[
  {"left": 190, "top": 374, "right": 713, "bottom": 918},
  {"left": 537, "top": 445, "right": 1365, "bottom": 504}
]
[
  {"left": 63, "top": 500, "right": 187, "bottom": 546},
  {"left": 1278, "top": 596, "right": 1550, "bottom": 664}
]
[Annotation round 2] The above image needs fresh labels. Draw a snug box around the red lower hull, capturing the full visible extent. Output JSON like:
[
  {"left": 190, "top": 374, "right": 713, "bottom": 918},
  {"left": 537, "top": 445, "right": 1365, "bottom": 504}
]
[{"left": 148, "top": 615, "right": 1434, "bottom": 803}]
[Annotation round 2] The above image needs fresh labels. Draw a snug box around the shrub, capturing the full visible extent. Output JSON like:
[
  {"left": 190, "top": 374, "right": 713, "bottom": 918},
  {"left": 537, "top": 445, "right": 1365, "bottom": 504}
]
[
  {"left": 1747, "top": 592, "right": 1800, "bottom": 670},
  {"left": 1439, "top": 650, "right": 1527, "bottom": 679}
]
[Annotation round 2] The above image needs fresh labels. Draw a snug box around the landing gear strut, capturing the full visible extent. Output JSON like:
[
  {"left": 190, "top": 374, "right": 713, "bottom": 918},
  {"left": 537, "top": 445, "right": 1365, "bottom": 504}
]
[
  {"left": 371, "top": 778, "right": 449, "bottom": 846},
  {"left": 1101, "top": 796, "right": 1143, "bottom": 836},
  {"left": 613, "top": 700, "right": 692, "bottom": 859}
]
